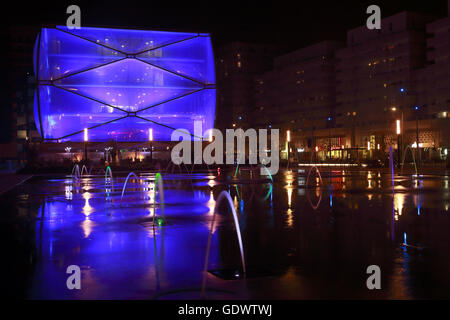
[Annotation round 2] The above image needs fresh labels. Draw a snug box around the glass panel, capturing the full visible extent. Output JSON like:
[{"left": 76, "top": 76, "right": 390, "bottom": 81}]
[
  {"left": 138, "top": 89, "right": 216, "bottom": 140},
  {"left": 33, "top": 91, "right": 41, "bottom": 137},
  {"left": 56, "top": 26, "right": 196, "bottom": 54},
  {"left": 59, "top": 117, "right": 188, "bottom": 142},
  {"left": 36, "top": 28, "right": 123, "bottom": 81},
  {"left": 37, "top": 86, "right": 126, "bottom": 140},
  {"left": 35, "top": 27, "right": 216, "bottom": 142},
  {"left": 136, "top": 36, "right": 215, "bottom": 84},
  {"left": 54, "top": 59, "right": 202, "bottom": 112}
]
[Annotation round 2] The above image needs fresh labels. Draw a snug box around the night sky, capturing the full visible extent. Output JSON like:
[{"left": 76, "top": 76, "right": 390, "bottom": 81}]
[{"left": 4, "top": 0, "right": 448, "bottom": 50}]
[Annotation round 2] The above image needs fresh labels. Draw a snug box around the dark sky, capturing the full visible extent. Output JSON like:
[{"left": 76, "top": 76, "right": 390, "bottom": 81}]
[{"left": 5, "top": 0, "right": 449, "bottom": 51}]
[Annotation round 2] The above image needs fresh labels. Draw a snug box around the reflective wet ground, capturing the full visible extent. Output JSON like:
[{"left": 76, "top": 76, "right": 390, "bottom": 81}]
[{"left": 2, "top": 167, "right": 450, "bottom": 299}]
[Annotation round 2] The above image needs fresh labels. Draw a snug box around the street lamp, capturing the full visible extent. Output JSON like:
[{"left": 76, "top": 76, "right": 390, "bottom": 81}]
[
  {"left": 396, "top": 120, "right": 401, "bottom": 168},
  {"left": 286, "top": 130, "right": 291, "bottom": 165},
  {"left": 208, "top": 129, "right": 213, "bottom": 142},
  {"left": 414, "top": 105, "right": 420, "bottom": 166},
  {"left": 83, "top": 128, "right": 88, "bottom": 161},
  {"left": 149, "top": 128, "right": 153, "bottom": 162},
  {"left": 327, "top": 116, "right": 333, "bottom": 160}
]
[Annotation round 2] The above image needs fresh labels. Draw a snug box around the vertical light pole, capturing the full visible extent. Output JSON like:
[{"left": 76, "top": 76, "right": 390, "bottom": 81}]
[
  {"left": 208, "top": 129, "right": 213, "bottom": 142},
  {"left": 327, "top": 117, "right": 332, "bottom": 161},
  {"left": 149, "top": 128, "right": 153, "bottom": 162},
  {"left": 83, "top": 128, "right": 88, "bottom": 161},
  {"left": 396, "top": 119, "right": 401, "bottom": 168},
  {"left": 311, "top": 125, "right": 315, "bottom": 162},
  {"left": 286, "top": 130, "right": 291, "bottom": 166},
  {"left": 414, "top": 105, "right": 420, "bottom": 167}
]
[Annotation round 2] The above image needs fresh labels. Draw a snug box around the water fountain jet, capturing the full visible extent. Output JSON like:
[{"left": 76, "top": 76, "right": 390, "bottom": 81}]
[
  {"left": 400, "top": 145, "right": 418, "bottom": 176},
  {"left": 105, "top": 166, "right": 114, "bottom": 191},
  {"left": 120, "top": 172, "right": 141, "bottom": 204},
  {"left": 201, "top": 191, "right": 246, "bottom": 298},
  {"left": 81, "top": 165, "right": 89, "bottom": 176},
  {"left": 306, "top": 165, "right": 323, "bottom": 210},
  {"left": 152, "top": 173, "right": 166, "bottom": 225},
  {"left": 71, "top": 164, "right": 81, "bottom": 182}
]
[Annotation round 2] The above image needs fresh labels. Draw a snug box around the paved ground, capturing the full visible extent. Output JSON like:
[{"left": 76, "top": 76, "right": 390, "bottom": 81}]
[{"left": 0, "top": 174, "right": 33, "bottom": 194}]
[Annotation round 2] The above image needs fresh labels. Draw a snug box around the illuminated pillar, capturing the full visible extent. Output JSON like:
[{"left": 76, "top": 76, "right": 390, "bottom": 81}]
[
  {"left": 149, "top": 128, "right": 153, "bottom": 162},
  {"left": 396, "top": 120, "right": 401, "bottom": 168},
  {"left": 287, "top": 130, "right": 291, "bottom": 165},
  {"left": 84, "top": 128, "right": 88, "bottom": 161},
  {"left": 415, "top": 106, "right": 420, "bottom": 167}
]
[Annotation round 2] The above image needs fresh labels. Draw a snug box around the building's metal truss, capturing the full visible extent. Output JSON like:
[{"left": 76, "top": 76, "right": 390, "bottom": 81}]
[{"left": 35, "top": 26, "right": 216, "bottom": 142}]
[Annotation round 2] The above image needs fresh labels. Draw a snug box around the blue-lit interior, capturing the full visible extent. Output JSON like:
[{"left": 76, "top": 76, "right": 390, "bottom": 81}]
[{"left": 34, "top": 26, "right": 216, "bottom": 141}]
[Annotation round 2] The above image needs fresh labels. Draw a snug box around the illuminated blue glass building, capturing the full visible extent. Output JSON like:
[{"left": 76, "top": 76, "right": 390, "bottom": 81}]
[{"left": 33, "top": 26, "right": 216, "bottom": 142}]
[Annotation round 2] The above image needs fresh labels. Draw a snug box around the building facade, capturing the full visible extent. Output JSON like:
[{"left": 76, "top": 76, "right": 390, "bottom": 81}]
[
  {"left": 0, "top": 26, "right": 40, "bottom": 168},
  {"left": 244, "top": 8, "right": 450, "bottom": 163},
  {"left": 215, "top": 42, "right": 276, "bottom": 131},
  {"left": 34, "top": 26, "right": 216, "bottom": 142},
  {"left": 335, "top": 12, "right": 436, "bottom": 161},
  {"left": 251, "top": 41, "right": 343, "bottom": 161}
]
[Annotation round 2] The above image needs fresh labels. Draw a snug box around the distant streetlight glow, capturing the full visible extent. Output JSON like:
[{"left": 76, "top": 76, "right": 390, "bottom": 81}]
[
  {"left": 84, "top": 128, "right": 88, "bottom": 142},
  {"left": 396, "top": 120, "right": 401, "bottom": 135}
]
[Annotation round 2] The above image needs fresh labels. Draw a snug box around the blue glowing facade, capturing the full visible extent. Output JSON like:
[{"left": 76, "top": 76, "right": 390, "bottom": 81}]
[{"left": 34, "top": 26, "right": 216, "bottom": 142}]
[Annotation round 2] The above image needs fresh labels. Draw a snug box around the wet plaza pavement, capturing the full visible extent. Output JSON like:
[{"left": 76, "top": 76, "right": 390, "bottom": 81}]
[{"left": 1, "top": 167, "right": 450, "bottom": 299}]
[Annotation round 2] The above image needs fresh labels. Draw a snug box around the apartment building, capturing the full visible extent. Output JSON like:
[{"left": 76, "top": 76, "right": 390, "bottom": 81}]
[
  {"left": 251, "top": 41, "right": 343, "bottom": 159},
  {"left": 215, "top": 42, "right": 276, "bottom": 131}
]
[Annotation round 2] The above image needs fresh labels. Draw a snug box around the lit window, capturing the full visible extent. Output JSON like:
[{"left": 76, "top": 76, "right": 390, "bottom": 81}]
[{"left": 17, "top": 130, "right": 27, "bottom": 139}]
